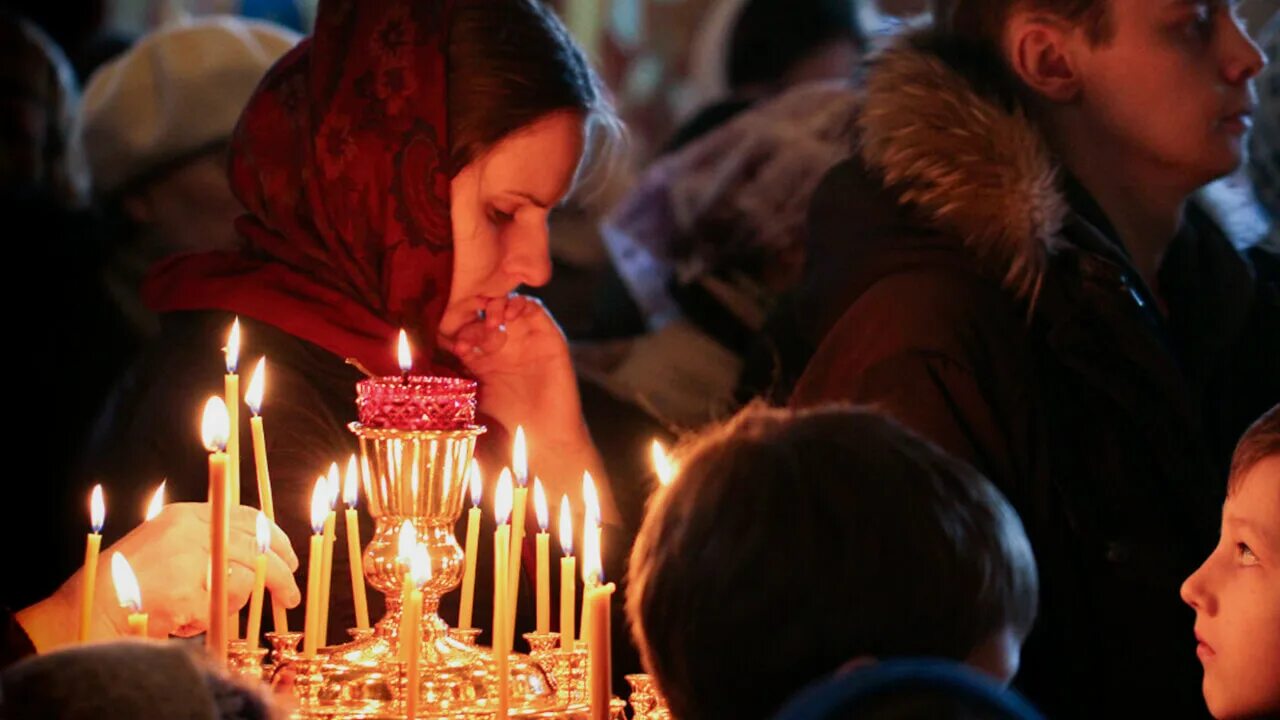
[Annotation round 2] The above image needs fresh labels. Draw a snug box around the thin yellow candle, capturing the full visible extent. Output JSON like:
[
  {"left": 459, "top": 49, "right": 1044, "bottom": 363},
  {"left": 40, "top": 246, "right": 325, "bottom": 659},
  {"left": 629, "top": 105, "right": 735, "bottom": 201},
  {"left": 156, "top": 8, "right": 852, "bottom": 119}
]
[
  {"left": 533, "top": 478, "right": 550, "bottom": 634},
  {"left": 245, "top": 357, "right": 288, "bottom": 633},
  {"left": 507, "top": 428, "right": 529, "bottom": 651},
  {"left": 493, "top": 473, "right": 513, "bottom": 719},
  {"left": 303, "top": 479, "right": 328, "bottom": 657},
  {"left": 402, "top": 545, "right": 429, "bottom": 719},
  {"left": 579, "top": 471, "right": 602, "bottom": 647},
  {"left": 245, "top": 511, "right": 270, "bottom": 647},
  {"left": 397, "top": 521, "right": 418, "bottom": 661},
  {"left": 458, "top": 460, "right": 483, "bottom": 630},
  {"left": 203, "top": 397, "right": 231, "bottom": 665},
  {"left": 650, "top": 439, "right": 675, "bottom": 487},
  {"left": 319, "top": 462, "right": 339, "bottom": 641},
  {"left": 224, "top": 318, "right": 241, "bottom": 508},
  {"left": 111, "top": 553, "right": 147, "bottom": 638},
  {"left": 343, "top": 456, "right": 370, "bottom": 630},
  {"left": 79, "top": 485, "right": 104, "bottom": 643},
  {"left": 144, "top": 481, "right": 165, "bottom": 522},
  {"left": 584, "top": 534, "right": 614, "bottom": 720},
  {"left": 559, "top": 495, "right": 576, "bottom": 651}
]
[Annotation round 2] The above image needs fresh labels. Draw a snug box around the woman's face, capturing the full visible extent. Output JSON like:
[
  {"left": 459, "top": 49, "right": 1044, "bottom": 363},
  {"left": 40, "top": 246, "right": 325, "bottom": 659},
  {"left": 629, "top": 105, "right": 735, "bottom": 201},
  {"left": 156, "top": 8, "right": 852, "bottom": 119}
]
[{"left": 442, "top": 112, "right": 586, "bottom": 338}]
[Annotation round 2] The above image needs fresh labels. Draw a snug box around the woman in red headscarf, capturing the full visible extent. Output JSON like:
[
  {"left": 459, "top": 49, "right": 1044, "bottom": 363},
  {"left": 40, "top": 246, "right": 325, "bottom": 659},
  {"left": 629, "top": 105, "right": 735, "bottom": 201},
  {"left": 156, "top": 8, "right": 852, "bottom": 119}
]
[{"left": 76, "top": 0, "right": 621, "bottom": 644}]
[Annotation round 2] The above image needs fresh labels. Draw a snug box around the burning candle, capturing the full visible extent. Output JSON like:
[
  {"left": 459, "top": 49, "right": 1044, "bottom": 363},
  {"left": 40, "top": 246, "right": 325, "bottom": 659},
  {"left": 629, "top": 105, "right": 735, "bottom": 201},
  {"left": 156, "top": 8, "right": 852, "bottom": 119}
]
[
  {"left": 304, "top": 479, "right": 327, "bottom": 657},
  {"left": 144, "top": 481, "right": 165, "bottom": 522},
  {"left": 203, "top": 396, "right": 230, "bottom": 664},
  {"left": 319, "top": 462, "right": 339, "bottom": 641},
  {"left": 224, "top": 318, "right": 241, "bottom": 508},
  {"left": 245, "top": 357, "right": 287, "bottom": 633},
  {"left": 245, "top": 511, "right": 270, "bottom": 647},
  {"left": 650, "top": 439, "right": 675, "bottom": 487},
  {"left": 533, "top": 478, "right": 550, "bottom": 634},
  {"left": 398, "top": 329, "right": 413, "bottom": 378},
  {"left": 493, "top": 473, "right": 513, "bottom": 719},
  {"left": 507, "top": 429, "right": 528, "bottom": 650},
  {"left": 110, "top": 553, "right": 147, "bottom": 638},
  {"left": 458, "top": 460, "right": 482, "bottom": 631},
  {"left": 403, "top": 544, "right": 430, "bottom": 719},
  {"left": 559, "top": 495, "right": 576, "bottom": 651},
  {"left": 79, "top": 485, "right": 104, "bottom": 643},
  {"left": 343, "top": 455, "right": 370, "bottom": 630},
  {"left": 397, "top": 520, "right": 418, "bottom": 661},
  {"left": 580, "top": 471, "right": 602, "bottom": 647},
  {"left": 584, "top": 536, "right": 615, "bottom": 720}
]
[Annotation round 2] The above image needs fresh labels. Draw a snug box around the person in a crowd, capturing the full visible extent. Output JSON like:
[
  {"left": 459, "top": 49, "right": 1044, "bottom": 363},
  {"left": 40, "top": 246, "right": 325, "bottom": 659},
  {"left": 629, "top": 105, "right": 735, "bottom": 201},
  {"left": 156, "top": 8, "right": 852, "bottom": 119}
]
[
  {"left": 6, "top": 503, "right": 298, "bottom": 666},
  {"left": 77, "top": 16, "right": 301, "bottom": 358},
  {"left": 1182, "top": 404, "right": 1280, "bottom": 720},
  {"left": 82, "top": 0, "right": 627, "bottom": 653},
  {"left": 1246, "top": 12, "right": 1277, "bottom": 254},
  {"left": 786, "top": 0, "right": 1277, "bottom": 714},
  {"left": 627, "top": 403, "right": 1039, "bottom": 720}
]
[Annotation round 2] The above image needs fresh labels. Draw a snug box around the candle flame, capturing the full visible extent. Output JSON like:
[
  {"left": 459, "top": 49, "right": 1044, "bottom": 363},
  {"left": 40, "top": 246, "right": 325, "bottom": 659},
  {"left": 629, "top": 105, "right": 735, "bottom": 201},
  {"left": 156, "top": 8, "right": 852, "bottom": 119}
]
[
  {"left": 495, "top": 469, "right": 514, "bottom": 526},
  {"left": 89, "top": 484, "right": 105, "bottom": 534},
  {"left": 468, "top": 460, "right": 483, "bottom": 508},
  {"left": 344, "top": 454, "right": 359, "bottom": 509},
  {"left": 111, "top": 553, "right": 142, "bottom": 613},
  {"left": 398, "top": 521, "right": 418, "bottom": 564},
  {"left": 201, "top": 396, "right": 230, "bottom": 452},
  {"left": 582, "top": 471, "right": 601, "bottom": 528},
  {"left": 245, "top": 357, "right": 266, "bottom": 415},
  {"left": 397, "top": 329, "right": 412, "bottom": 374},
  {"left": 512, "top": 427, "right": 528, "bottom": 487},
  {"left": 144, "top": 481, "right": 165, "bottom": 522},
  {"left": 651, "top": 439, "right": 675, "bottom": 487},
  {"left": 559, "top": 495, "right": 573, "bottom": 556},
  {"left": 582, "top": 519, "right": 602, "bottom": 585},
  {"left": 310, "top": 478, "right": 328, "bottom": 534},
  {"left": 255, "top": 510, "right": 271, "bottom": 555},
  {"left": 225, "top": 318, "right": 241, "bottom": 374},
  {"left": 533, "top": 478, "right": 549, "bottom": 532},
  {"left": 327, "top": 462, "right": 341, "bottom": 508},
  {"left": 409, "top": 543, "right": 432, "bottom": 587}
]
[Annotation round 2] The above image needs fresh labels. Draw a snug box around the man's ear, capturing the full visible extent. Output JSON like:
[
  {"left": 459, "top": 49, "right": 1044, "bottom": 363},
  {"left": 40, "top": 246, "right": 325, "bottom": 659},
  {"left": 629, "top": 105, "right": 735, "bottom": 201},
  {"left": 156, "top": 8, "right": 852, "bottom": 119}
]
[{"left": 1003, "top": 14, "right": 1084, "bottom": 103}]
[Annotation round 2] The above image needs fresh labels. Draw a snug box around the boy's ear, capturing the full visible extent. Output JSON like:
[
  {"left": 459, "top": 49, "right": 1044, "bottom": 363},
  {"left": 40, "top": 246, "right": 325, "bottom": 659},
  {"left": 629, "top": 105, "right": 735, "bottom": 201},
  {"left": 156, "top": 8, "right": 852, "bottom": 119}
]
[{"left": 1003, "top": 14, "right": 1084, "bottom": 103}]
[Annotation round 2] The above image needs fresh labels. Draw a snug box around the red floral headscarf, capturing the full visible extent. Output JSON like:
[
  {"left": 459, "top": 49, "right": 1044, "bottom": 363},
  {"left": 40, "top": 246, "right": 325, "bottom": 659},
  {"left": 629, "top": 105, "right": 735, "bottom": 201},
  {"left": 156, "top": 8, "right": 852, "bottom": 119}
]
[{"left": 143, "top": 0, "right": 456, "bottom": 377}]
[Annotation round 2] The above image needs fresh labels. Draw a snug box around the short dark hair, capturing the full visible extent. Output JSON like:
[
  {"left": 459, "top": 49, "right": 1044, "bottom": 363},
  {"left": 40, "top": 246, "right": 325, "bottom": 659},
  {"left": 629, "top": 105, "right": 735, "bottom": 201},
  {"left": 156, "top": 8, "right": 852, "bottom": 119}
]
[
  {"left": 447, "top": 0, "right": 619, "bottom": 178},
  {"left": 726, "top": 0, "right": 867, "bottom": 91},
  {"left": 932, "top": 0, "right": 1111, "bottom": 50},
  {"left": 1229, "top": 404, "right": 1280, "bottom": 494},
  {"left": 626, "top": 403, "right": 1039, "bottom": 720}
]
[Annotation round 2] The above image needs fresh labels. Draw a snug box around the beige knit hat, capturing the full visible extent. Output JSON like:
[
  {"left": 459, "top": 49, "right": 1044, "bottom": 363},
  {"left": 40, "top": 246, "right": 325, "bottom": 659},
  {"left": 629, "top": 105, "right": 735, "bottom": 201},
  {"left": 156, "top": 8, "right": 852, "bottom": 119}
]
[{"left": 77, "top": 15, "right": 300, "bottom": 196}]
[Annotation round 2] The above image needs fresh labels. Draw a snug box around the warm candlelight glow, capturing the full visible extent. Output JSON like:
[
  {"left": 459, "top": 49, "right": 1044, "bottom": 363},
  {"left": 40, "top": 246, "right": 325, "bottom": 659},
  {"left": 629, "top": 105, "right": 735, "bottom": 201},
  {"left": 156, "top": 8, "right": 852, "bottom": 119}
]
[
  {"left": 469, "top": 460, "right": 483, "bottom": 508},
  {"left": 327, "top": 462, "right": 341, "bottom": 509},
  {"left": 144, "top": 481, "right": 165, "bottom": 521},
  {"left": 409, "top": 543, "right": 432, "bottom": 587},
  {"left": 201, "top": 397, "right": 230, "bottom": 453},
  {"left": 310, "top": 478, "right": 328, "bottom": 534},
  {"left": 255, "top": 510, "right": 271, "bottom": 554},
  {"left": 398, "top": 520, "right": 418, "bottom": 563},
  {"left": 495, "top": 470, "right": 514, "bottom": 526},
  {"left": 583, "top": 471, "right": 601, "bottom": 527},
  {"left": 90, "top": 484, "right": 105, "bottom": 533},
  {"left": 651, "top": 439, "right": 675, "bottom": 487},
  {"left": 559, "top": 495, "right": 573, "bottom": 556},
  {"left": 397, "top": 329, "right": 412, "bottom": 374},
  {"left": 111, "top": 553, "right": 142, "bottom": 612},
  {"left": 344, "top": 455, "right": 359, "bottom": 509},
  {"left": 225, "top": 318, "right": 241, "bottom": 374},
  {"left": 245, "top": 357, "right": 266, "bottom": 415},
  {"left": 533, "top": 478, "right": 549, "bottom": 532},
  {"left": 513, "top": 427, "right": 528, "bottom": 487},
  {"left": 583, "top": 519, "right": 603, "bottom": 585}
]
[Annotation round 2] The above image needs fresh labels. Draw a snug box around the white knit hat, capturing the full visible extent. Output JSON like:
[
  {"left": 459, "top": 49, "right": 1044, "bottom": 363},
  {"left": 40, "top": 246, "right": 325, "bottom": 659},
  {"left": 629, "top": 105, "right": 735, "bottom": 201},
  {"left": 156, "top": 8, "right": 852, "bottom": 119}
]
[{"left": 77, "top": 15, "right": 301, "bottom": 196}]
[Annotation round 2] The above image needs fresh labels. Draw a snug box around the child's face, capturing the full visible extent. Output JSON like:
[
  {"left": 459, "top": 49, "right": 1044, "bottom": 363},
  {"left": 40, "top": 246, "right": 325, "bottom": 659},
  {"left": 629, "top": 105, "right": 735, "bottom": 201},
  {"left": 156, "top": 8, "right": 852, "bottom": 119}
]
[
  {"left": 1181, "top": 456, "right": 1280, "bottom": 719},
  {"left": 1069, "top": 0, "right": 1264, "bottom": 188}
]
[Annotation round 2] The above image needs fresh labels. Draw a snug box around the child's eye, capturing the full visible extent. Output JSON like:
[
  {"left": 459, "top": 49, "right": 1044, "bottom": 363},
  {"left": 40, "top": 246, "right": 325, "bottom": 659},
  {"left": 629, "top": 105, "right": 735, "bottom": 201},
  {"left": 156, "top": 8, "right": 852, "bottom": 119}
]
[{"left": 1237, "top": 542, "right": 1259, "bottom": 566}]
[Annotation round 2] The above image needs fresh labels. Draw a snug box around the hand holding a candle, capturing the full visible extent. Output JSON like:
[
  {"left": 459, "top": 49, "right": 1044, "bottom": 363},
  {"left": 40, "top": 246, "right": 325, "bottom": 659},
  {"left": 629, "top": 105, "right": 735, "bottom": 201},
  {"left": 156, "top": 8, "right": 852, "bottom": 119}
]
[{"left": 16, "top": 503, "right": 301, "bottom": 650}]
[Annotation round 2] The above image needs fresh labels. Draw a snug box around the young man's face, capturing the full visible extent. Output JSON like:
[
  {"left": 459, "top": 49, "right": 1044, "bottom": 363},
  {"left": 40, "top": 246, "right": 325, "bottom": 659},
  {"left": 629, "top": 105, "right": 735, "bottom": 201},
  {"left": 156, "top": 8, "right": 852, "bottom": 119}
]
[
  {"left": 1071, "top": 0, "right": 1265, "bottom": 187},
  {"left": 1181, "top": 456, "right": 1280, "bottom": 719}
]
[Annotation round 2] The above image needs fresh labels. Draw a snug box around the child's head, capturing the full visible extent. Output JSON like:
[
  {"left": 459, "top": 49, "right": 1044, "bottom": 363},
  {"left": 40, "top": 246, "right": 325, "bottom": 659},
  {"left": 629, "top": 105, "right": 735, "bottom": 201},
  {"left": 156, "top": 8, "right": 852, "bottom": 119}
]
[
  {"left": 1181, "top": 404, "right": 1280, "bottom": 720},
  {"left": 934, "top": 0, "right": 1266, "bottom": 191},
  {"left": 626, "top": 403, "right": 1039, "bottom": 720}
]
